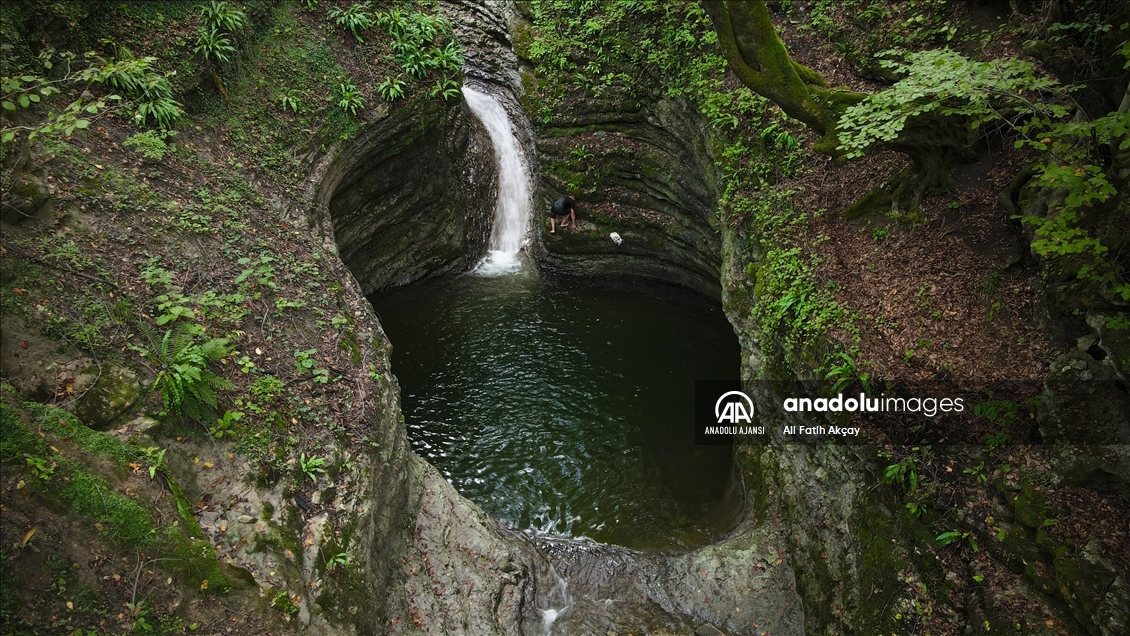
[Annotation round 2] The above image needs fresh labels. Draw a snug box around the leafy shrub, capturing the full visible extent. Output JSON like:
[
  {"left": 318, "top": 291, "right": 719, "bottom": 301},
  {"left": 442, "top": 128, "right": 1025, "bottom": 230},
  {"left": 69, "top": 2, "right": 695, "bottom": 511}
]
[
  {"left": 89, "top": 52, "right": 184, "bottom": 130},
  {"left": 837, "top": 49, "right": 1063, "bottom": 159},
  {"left": 2, "top": 50, "right": 184, "bottom": 142},
  {"left": 123, "top": 129, "right": 174, "bottom": 160},
  {"left": 883, "top": 456, "right": 919, "bottom": 494},
  {"left": 209, "top": 409, "right": 243, "bottom": 439}
]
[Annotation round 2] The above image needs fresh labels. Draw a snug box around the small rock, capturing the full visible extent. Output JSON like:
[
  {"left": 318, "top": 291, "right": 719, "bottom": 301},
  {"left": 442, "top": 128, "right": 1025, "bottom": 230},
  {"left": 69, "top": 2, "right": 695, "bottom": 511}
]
[
  {"left": 1077, "top": 334, "right": 1098, "bottom": 351},
  {"left": 72, "top": 363, "right": 141, "bottom": 430},
  {"left": 311, "top": 491, "right": 321, "bottom": 505},
  {"left": 695, "top": 625, "right": 726, "bottom": 636},
  {"left": 238, "top": 514, "right": 254, "bottom": 524},
  {"left": 128, "top": 415, "right": 159, "bottom": 433}
]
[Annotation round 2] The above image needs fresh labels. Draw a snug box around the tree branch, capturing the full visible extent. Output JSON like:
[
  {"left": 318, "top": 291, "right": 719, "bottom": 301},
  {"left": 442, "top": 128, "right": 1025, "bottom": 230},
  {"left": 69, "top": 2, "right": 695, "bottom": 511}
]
[{"left": 701, "top": 0, "right": 864, "bottom": 143}]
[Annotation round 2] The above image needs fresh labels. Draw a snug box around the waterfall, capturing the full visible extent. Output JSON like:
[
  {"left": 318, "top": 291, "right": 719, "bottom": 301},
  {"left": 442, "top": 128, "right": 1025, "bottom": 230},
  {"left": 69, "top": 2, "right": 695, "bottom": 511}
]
[
  {"left": 537, "top": 560, "right": 572, "bottom": 635},
  {"left": 462, "top": 85, "right": 532, "bottom": 275}
]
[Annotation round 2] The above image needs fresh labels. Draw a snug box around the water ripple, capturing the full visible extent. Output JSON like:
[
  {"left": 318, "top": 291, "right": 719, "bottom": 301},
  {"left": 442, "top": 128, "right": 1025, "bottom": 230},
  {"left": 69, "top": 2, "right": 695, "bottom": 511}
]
[{"left": 374, "top": 274, "right": 740, "bottom": 550}]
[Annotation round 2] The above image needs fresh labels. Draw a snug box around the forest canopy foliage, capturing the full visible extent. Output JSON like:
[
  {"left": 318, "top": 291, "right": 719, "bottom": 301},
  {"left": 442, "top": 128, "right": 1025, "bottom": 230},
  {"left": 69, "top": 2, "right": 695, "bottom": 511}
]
[{"left": 705, "top": 0, "right": 1129, "bottom": 320}]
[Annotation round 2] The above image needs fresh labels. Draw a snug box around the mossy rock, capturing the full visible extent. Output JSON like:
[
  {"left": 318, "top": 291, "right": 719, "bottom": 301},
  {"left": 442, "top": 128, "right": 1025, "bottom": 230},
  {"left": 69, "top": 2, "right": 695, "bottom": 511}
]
[
  {"left": 1012, "top": 483, "right": 1047, "bottom": 530},
  {"left": 842, "top": 186, "right": 893, "bottom": 220},
  {"left": 72, "top": 364, "right": 140, "bottom": 430}
]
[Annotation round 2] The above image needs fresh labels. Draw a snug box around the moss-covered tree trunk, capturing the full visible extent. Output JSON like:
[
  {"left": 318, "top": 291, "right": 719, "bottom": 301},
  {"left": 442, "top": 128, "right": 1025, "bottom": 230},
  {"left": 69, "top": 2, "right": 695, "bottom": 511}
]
[
  {"left": 700, "top": 0, "right": 864, "bottom": 154},
  {"left": 701, "top": 0, "right": 962, "bottom": 214}
]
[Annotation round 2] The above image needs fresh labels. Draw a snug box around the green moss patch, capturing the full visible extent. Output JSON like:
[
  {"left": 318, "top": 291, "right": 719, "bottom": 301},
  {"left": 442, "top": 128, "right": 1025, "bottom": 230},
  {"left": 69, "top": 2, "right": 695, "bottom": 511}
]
[{"left": 1, "top": 386, "right": 230, "bottom": 594}]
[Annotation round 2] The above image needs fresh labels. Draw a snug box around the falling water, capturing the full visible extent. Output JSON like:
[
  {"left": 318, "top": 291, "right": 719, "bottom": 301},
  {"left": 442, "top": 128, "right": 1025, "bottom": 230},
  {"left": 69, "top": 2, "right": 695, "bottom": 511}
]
[
  {"left": 537, "top": 559, "right": 572, "bottom": 634},
  {"left": 462, "top": 85, "right": 532, "bottom": 275}
]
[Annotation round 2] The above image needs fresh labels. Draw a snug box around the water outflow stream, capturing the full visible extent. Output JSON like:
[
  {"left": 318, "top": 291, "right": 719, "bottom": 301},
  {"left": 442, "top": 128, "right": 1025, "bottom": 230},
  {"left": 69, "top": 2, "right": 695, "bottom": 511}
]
[{"left": 462, "top": 85, "right": 531, "bottom": 274}]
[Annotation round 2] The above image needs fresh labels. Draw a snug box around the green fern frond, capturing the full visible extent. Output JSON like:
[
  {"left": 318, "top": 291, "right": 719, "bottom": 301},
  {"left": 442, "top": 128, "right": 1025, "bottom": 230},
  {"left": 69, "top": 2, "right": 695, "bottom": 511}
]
[{"left": 199, "top": 337, "right": 231, "bottom": 362}]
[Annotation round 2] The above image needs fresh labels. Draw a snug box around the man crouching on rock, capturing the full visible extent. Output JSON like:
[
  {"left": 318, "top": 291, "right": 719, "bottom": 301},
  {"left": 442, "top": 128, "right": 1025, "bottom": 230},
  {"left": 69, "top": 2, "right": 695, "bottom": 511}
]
[{"left": 549, "top": 195, "right": 576, "bottom": 234}]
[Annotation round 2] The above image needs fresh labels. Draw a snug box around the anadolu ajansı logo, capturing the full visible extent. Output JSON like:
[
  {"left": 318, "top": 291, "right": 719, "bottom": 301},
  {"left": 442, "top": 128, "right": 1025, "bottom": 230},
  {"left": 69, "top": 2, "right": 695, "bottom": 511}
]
[
  {"left": 696, "top": 382, "right": 763, "bottom": 444},
  {"left": 715, "top": 390, "right": 755, "bottom": 424}
]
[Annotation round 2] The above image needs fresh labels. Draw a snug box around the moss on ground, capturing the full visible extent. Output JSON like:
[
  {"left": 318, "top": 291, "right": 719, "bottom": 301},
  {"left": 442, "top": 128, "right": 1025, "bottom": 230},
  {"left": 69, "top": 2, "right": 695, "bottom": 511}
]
[{"left": 1, "top": 385, "right": 231, "bottom": 596}]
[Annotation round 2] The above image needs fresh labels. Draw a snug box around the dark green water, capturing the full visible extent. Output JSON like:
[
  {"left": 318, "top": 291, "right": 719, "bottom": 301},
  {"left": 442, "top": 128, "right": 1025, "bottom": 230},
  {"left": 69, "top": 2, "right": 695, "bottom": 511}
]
[{"left": 371, "top": 269, "right": 741, "bottom": 550}]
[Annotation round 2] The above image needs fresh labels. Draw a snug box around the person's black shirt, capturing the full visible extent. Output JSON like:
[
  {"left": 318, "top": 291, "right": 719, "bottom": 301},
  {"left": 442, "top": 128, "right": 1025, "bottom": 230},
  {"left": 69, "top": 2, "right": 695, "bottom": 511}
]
[{"left": 551, "top": 196, "right": 575, "bottom": 217}]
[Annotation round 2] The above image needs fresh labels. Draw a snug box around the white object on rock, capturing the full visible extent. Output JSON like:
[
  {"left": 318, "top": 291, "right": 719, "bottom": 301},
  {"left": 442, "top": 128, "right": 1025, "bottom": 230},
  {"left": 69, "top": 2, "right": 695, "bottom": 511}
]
[{"left": 609, "top": 232, "right": 623, "bottom": 246}]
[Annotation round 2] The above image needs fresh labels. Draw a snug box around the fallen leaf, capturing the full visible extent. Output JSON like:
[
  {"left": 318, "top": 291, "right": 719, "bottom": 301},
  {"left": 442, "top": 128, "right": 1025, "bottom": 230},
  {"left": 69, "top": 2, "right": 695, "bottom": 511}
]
[
  {"left": 203, "top": 462, "right": 214, "bottom": 469},
  {"left": 21, "top": 528, "right": 36, "bottom": 546},
  {"left": 200, "top": 579, "right": 209, "bottom": 590}
]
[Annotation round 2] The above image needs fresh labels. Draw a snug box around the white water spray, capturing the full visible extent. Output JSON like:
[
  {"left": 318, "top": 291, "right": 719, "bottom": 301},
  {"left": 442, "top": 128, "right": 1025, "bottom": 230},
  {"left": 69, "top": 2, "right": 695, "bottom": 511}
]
[
  {"left": 538, "top": 561, "right": 572, "bottom": 635},
  {"left": 462, "top": 85, "right": 531, "bottom": 276}
]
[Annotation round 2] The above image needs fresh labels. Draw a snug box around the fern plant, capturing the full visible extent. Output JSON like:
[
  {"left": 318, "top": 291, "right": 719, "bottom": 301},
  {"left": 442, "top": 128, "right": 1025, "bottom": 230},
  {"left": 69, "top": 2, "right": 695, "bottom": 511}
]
[
  {"left": 336, "top": 82, "right": 365, "bottom": 114},
  {"left": 197, "top": 1, "right": 247, "bottom": 33},
  {"left": 85, "top": 53, "right": 185, "bottom": 130},
  {"left": 194, "top": 27, "right": 236, "bottom": 64},
  {"left": 328, "top": 3, "right": 375, "bottom": 42},
  {"left": 131, "top": 323, "right": 234, "bottom": 422},
  {"left": 376, "top": 75, "right": 406, "bottom": 101},
  {"left": 277, "top": 88, "right": 302, "bottom": 113},
  {"left": 428, "top": 75, "right": 460, "bottom": 101},
  {"left": 194, "top": 27, "right": 236, "bottom": 103}
]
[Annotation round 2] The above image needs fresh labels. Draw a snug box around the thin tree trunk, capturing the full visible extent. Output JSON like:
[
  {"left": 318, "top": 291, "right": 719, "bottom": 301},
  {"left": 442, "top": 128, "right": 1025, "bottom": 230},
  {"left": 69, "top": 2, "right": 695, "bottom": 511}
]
[{"left": 210, "top": 67, "right": 230, "bottom": 105}]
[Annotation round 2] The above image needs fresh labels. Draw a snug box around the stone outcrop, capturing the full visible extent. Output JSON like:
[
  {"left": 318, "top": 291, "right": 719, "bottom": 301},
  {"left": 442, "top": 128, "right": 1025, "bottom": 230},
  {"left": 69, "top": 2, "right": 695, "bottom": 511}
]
[{"left": 316, "top": 95, "right": 496, "bottom": 296}]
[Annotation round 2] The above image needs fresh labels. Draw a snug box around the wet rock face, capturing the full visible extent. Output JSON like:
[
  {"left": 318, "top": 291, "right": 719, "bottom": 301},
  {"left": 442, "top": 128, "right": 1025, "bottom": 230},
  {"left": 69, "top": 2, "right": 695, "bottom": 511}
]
[
  {"left": 440, "top": 0, "right": 524, "bottom": 96},
  {"left": 514, "top": 9, "right": 724, "bottom": 299},
  {"left": 322, "top": 97, "right": 495, "bottom": 296},
  {"left": 1040, "top": 349, "right": 1130, "bottom": 503},
  {"left": 530, "top": 91, "right": 724, "bottom": 299}
]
